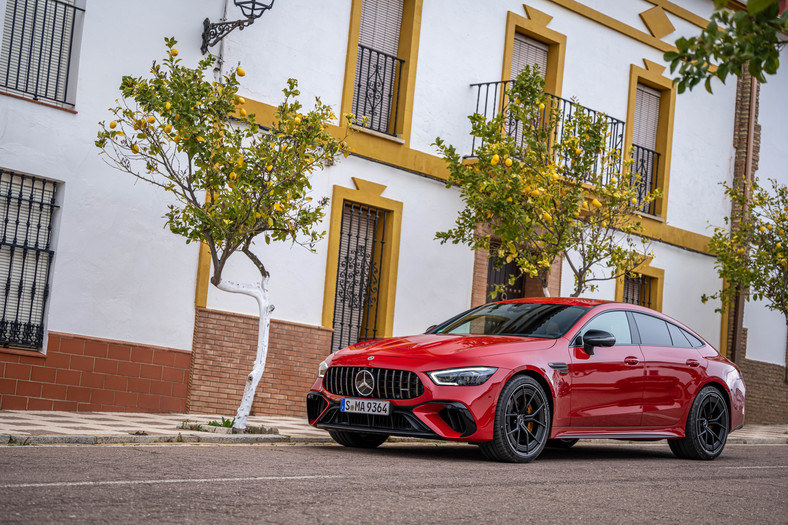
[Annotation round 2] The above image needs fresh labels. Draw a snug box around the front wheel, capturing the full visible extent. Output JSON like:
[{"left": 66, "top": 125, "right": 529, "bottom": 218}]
[
  {"left": 668, "top": 386, "right": 729, "bottom": 460},
  {"left": 480, "top": 375, "right": 551, "bottom": 463},
  {"left": 329, "top": 430, "right": 388, "bottom": 449}
]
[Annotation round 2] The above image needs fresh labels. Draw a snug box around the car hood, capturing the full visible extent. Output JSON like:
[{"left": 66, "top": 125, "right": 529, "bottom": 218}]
[{"left": 334, "top": 333, "right": 557, "bottom": 363}]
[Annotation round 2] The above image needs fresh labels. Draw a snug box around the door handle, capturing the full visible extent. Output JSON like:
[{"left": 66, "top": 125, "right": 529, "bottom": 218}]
[
  {"left": 624, "top": 356, "right": 639, "bottom": 366},
  {"left": 686, "top": 359, "right": 700, "bottom": 368}
]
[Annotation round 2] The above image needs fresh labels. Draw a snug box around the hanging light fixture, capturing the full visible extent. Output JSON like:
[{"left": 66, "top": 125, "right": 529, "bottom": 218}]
[{"left": 201, "top": 0, "right": 276, "bottom": 54}]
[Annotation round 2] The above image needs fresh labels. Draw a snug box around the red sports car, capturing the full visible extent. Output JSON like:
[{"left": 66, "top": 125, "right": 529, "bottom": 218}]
[{"left": 306, "top": 298, "right": 745, "bottom": 462}]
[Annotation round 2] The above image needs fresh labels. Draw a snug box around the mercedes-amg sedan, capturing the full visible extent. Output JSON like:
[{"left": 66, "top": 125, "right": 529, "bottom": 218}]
[{"left": 307, "top": 298, "right": 745, "bottom": 462}]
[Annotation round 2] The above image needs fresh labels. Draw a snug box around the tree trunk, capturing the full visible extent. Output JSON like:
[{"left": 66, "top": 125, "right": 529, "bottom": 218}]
[{"left": 216, "top": 276, "right": 274, "bottom": 430}]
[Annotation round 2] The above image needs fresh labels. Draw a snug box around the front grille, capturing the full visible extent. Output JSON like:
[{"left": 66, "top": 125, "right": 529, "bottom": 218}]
[
  {"left": 324, "top": 366, "right": 424, "bottom": 400},
  {"left": 306, "top": 392, "right": 329, "bottom": 421}
]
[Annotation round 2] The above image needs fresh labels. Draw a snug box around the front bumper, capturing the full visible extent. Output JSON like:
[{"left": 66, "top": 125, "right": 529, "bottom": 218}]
[{"left": 307, "top": 391, "right": 479, "bottom": 440}]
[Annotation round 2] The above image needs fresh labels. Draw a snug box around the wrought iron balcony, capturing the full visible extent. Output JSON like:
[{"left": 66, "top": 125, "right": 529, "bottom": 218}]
[
  {"left": 631, "top": 144, "right": 660, "bottom": 216},
  {"left": 469, "top": 80, "right": 626, "bottom": 186},
  {"left": 351, "top": 44, "right": 404, "bottom": 137}
]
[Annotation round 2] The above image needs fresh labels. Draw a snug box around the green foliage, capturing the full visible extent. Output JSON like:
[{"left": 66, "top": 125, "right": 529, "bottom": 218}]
[
  {"left": 665, "top": 0, "right": 788, "bottom": 93},
  {"left": 208, "top": 416, "right": 236, "bottom": 428},
  {"left": 96, "top": 38, "right": 353, "bottom": 281},
  {"left": 703, "top": 178, "right": 788, "bottom": 321},
  {"left": 434, "top": 67, "right": 657, "bottom": 298}
]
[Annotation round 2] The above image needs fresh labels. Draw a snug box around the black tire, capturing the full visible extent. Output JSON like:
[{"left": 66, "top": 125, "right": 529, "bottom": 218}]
[
  {"left": 546, "top": 438, "right": 579, "bottom": 449},
  {"left": 480, "top": 375, "right": 551, "bottom": 463},
  {"left": 329, "top": 430, "right": 388, "bottom": 449},
  {"left": 668, "top": 386, "right": 729, "bottom": 460}
]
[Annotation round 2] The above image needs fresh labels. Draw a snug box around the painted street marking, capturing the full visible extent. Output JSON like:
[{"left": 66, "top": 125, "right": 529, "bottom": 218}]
[{"left": 1, "top": 475, "right": 339, "bottom": 489}]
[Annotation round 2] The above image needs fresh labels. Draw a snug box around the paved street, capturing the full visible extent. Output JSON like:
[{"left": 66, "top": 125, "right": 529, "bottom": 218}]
[{"left": 1, "top": 442, "right": 786, "bottom": 523}]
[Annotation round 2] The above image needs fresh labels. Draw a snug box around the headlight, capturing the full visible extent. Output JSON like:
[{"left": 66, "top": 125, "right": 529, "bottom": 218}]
[
  {"left": 428, "top": 367, "right": 497, "bottom": 386},
  {"left": 318, "top": 359, "right": 329, "bottom": 378}
]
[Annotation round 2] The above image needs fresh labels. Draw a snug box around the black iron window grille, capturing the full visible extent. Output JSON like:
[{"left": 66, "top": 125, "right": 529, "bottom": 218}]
[
  {"left": 0, "top": 169, "right": 58, "bottom": 350},
  {"left": 331, "top": 202, "right": 387, "bottom": 352},
  {"left": 631, "top": 144, "right": 660, "bottom": 215},
  {"left": 351, "top": 44, "right": 404, "bottom": 137},
  {"left": 0, "top": 0, "right": 85, "bottom": 107},
  {"left": 486, "top": 250, "right": 525, "bottom": 302},
  {"left": 469, "top": 80, "right": 626, "bottom": 186},
  {"left": 622, "top": 273, "right": 655, "bottom": 309}
]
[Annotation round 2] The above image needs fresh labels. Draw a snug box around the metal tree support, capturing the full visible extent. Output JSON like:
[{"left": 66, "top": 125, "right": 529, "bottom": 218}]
[{"left": 201, "top": 0, "right": 275, "bottom": 54}]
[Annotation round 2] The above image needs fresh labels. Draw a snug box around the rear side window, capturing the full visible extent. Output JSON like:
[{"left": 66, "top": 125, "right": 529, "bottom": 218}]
[
  {"left": 681, "top": 328, "right": 705, "bottom": 348},
  {"left": 632, "top": 313, "right": 672, "bottom": 346},
  {"left": 667, "top": 323, "right": 693, "bottom": 348}
]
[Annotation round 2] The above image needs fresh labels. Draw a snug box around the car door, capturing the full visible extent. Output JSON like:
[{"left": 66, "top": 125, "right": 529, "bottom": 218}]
[
  {"left": 632, "top": 313, "right": 707, "bottom": 427},
  {"left": 569, "top": 310, "right": 645, "bottom": 427}
]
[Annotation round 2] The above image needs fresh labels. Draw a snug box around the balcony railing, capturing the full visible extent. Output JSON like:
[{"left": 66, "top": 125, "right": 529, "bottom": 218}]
[
  {"left": 469, "top": 80, "right": 626, "bottom": 186},
  {"left": 631, "top": 144, "right": 660, "bottom": 216},
  {"left": 351, "top": 44, "right": 404, "bottom": 137}
]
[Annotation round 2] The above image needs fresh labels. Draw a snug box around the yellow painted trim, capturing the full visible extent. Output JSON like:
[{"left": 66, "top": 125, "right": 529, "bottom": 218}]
[
  {"left": 643, "top": 0, "right": 709, "bottom": 29},
  {"left": 639, "top": 6, "right": 676, "bottom": 39},
  {"left": 623, "top": 62, "right": 677, "bottom": 220},
  {"left": 615, "top": 260, "right": 665, "bottom": 312},
  {"left": 321, "top": 178, "right": 403, "bottom": 337},
  {"left": 340, "top": 0, "right": 423, "bottom": 147},
  {"left": 195, "top": 242, "right": 211, "bottom": 308},
  {"left": 638, "top": 217, "right": 710, "bottom": 254},
  {"left": 503, "top": 7, "right": 567, "bottom": 97},
  {"left": 548, "top": 0, "right": 676, "bottom": 53}
]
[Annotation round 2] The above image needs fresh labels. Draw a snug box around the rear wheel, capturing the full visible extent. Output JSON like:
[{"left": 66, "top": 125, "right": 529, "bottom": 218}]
[
  {"left": 668, "top": 386, "right": 729, "bottom": 460},
  {"left": 480, "top": 375, "right": 551, "bottom": 463},
  {"left": 328, "top": 430, "right": 388, "bottom": 449},
  {"left": 546, "top": 438, "right": 579, "bottom": 449}
]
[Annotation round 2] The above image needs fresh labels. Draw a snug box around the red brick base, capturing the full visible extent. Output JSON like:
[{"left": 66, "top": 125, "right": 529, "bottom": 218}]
[
  {"left": 0, "top": 333, "right": 190, "bottom": 412},
  {"left": 737, "top": 328, "right": 788, "bottom": 424},
  {"left": 188, "top": 308, "right": 332, "bottom": 417}
]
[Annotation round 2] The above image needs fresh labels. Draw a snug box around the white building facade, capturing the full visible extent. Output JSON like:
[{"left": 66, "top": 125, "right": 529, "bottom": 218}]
[{"left": 0, "top": 0, "right": 785, "bottom": 422}]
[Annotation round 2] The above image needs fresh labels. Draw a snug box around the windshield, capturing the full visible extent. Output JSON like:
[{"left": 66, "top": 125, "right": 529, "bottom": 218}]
[{"left": 435, "top": 302, "right": 590, "bottom": 339}]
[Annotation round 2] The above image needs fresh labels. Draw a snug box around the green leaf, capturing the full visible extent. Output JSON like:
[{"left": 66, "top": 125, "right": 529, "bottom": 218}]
[{"left": 747, "top": 0, "right": 777, "bottom": 14}]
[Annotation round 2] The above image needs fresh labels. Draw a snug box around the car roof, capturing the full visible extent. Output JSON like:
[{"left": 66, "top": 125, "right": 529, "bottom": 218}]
[{"left": 498, "top": 297, "right": 611, "bottom": 308}]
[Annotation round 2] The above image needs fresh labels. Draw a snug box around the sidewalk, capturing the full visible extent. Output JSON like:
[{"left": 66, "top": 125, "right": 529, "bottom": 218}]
[{"left": 0, "top": 410, "right": 786, "bottom": 445}]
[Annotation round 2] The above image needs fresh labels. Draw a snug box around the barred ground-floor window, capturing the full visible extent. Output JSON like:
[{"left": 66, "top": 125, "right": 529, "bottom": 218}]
[{"left": 0, "top": 169, "right": 58, "bottom": 350}]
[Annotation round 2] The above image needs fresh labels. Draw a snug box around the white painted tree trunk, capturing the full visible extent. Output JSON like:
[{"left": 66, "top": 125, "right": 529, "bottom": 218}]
[
  {"left": 542, "top": 286, "right": 551, "bottom": 297},
  {"left": 216, "top": 276, "right": 274, "bottom": 430}
]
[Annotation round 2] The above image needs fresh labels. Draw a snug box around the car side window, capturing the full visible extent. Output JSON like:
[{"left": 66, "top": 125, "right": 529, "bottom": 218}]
[
  {"left": 580, "top": 311, "right": 632, "bottom": 345},
  {"left": 667, "top": 323, "right": 693, "bottom": 348},
  {"left": 632, "top": 313, "right": 672, "bottom": 346},
  {"left": 681, "top": 328, "right": 705, "bottom": 348}
]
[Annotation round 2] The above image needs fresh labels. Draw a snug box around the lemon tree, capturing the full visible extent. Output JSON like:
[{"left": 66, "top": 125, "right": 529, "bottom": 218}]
[
  {"left": 96, "top": 38, "right": 352, "bottom": 428},
  {"left": 704, "top": 177, "right": 788, "bottom": 324},
  {"left": 434, "top": 67, "right": 657, "bottom": 298},
  {"left": 664, "top": 0, "right": 788, "bottom": 93}
]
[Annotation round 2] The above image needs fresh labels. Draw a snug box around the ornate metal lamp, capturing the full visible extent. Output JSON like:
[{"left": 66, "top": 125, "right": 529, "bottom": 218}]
[{"left": 201, "top": 0, "right": 276, "bottom": 54}]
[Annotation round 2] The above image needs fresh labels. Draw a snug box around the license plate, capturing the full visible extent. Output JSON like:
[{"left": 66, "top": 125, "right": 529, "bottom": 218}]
[{"left": 340, "top": 398, "right": 391, "bottom": 416}]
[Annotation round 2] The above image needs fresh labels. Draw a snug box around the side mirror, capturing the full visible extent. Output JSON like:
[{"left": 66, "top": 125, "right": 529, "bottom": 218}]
[{"left": 582, "top": 329, "right": 616, "bottom": 356}]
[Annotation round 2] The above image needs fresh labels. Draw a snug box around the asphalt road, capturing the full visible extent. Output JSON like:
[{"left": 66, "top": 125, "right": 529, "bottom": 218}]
[{"left": 1, "top": 442, "right": 786, "bottom": 524}]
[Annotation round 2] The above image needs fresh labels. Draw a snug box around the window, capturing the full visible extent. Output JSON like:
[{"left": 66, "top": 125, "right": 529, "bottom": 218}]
[
  {"left": 0, "top": 0, "right": 85, "bottom": 107},
  {"left": 330, "top": 202, "right": 387, "bottom": 352},
  {"left": 667, "top": 322, "right": 693, "bottom": 348},
  {"left": 350, "top": 0, "right": 405, "bottom": 136},
  {"left": 436, "top": 302, "right": 589, "bottom": 339},
  {"left": 632, "top": 313, "right": 672, "bottom": 347},
  {"left": 0, "top": 169, "right": 58, "bottom": 350},
  {"left": 322, "top": 178, "right": 403, "bottom": 352},
  {"left": 579, "top": 311, "right": 633, "bottom": 345},
  {"left": 631, "top": 84, "right": 661, "bottom": 214},
  {"left": 622, "top": 272, "right": 657, "bottom": 309},
  {"left": 510, "top": 33, "right": 548, "bottom": 79},
  {"left": 486, "top": 250, "right": 524, "bottom": 302},
  {"left": 625, "top": 62, "right": 676, "bottom": 218}
]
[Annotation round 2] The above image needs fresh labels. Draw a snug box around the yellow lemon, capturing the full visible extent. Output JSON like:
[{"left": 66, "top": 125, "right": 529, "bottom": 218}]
[
  {"left": 575, "top": 147, "right": 582, "bottom": 155},
  {"left": 294, "top": 117, "right": 301, "bottom": 125},
  {"left": 631, "top": 197, "right": 638, "bottom": 206},
  {"left": 170, "top": 48, "right": 178, "bottom": 57},
  {"left": 164, "top": 124, "right": 172, "bottom": 133},
  {"left": 173, "top": 135, "right": 181, "bottom": 143},
  {"left": 491, "top": 154, "right": 500, "bottom": 166},
  {"left": 539, "top": 103, "right": 545, "bottom": 110},
  {"left": 109, "top": 121, "right": 117, "bottom": 129},
  {"left": 240, "top": 108, "right": 247, "bottom": 117},
  {"left": 776, "top": 242, "right": 782, "bottom": 249},
  {"left": 266, "top": 164, "right": 273, "bottom": 172},
  {"left": 504, "top": 158, "right": 513, "bottom": 167},
  {"left": 591, "top": 198, "right": 602, "bottom": 208},
  {"left": 759, "top": 225, "right": 766, "bottom": 232},
  {"left": 237, "top": 67, "right": 246, "bottom": 77},
  {"left": 530, "top": 189, "right": 541, "bottom": 198},
  {"left": 573, "top": 211, "right": 580, "bottom": 218},
  {"left": 131, "top": 144, "right": 139, "bottom": 153},
  {"left": 165, "top": 102, "right": 171, "bottom": 111},
  {"left": 543, "top": 212, "right": 552, "bottom": 222}
]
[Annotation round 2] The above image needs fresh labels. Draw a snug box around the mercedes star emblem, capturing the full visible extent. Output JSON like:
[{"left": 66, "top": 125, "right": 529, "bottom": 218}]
[{"left": 354, "top": 369, "right": 375, "bottom": 397}]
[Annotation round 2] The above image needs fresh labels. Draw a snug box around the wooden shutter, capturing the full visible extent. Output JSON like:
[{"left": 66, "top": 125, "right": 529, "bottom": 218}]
[
  {"left": 633, "top": 84, "right": 661, "bottom": 149},
  {"left": 510, "top": 33, "right": 548, "bottom": 79},
  {"left": 358, "top": 0, "right": 403, "bottom": 56}
]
